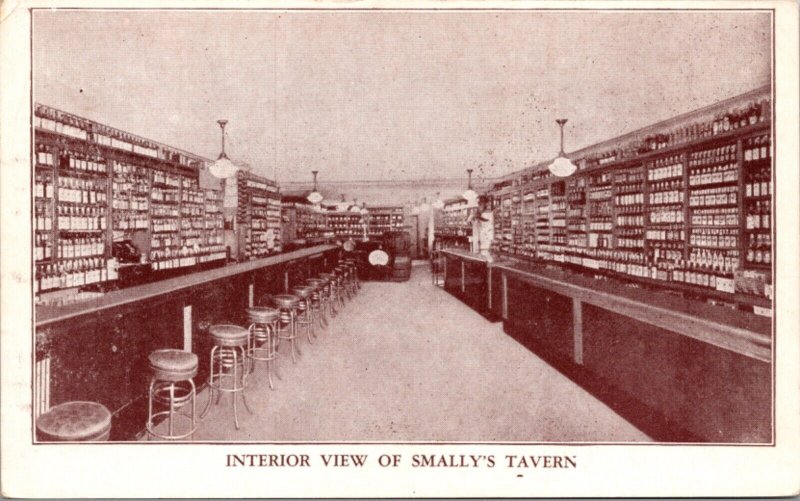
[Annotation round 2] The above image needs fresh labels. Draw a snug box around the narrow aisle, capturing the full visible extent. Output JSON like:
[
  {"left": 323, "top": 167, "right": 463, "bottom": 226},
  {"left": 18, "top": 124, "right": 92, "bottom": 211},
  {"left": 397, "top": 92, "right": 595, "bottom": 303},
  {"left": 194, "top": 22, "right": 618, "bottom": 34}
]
[{"left": 190, "top": 264, "right": 651, "bottom": 442}]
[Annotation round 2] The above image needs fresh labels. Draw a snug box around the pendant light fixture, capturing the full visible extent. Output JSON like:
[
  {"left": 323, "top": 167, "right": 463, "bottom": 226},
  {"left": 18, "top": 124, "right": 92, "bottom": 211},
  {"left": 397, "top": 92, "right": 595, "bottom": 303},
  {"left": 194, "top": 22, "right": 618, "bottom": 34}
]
[
  {"left": 432, "top": 192, "right": 445, "bottom": 210},
  {"left": 548, "top": 118, "right": 577, "bottom": 177},
  {"left": 307, "top": 170, "right": 323, "bottom": 204},
  {"left": 336, "top": 194, "right": 349, "bottom": 212},
  {"left": 209, "top": 119, "right": 238, "bottom": 179},
  {"left": 462, "top": 168, "right": 478, "bottom": 206}
]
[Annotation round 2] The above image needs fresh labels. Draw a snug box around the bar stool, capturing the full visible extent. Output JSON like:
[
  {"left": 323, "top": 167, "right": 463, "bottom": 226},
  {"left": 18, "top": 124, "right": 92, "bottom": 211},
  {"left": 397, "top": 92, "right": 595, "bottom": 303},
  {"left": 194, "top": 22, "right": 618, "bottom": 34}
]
[
  {"left": 345, "top": 259, "right": 359, "bottom": 294},
  {"left": 201, "top": 324, "right": 252, "bottom": 430},
  {"left": 334, "top": 267, "right": 348, "bottom": 306},
  {"left": 292, "top": 285, "right": 315, "bottom": 343},
  {"left": 36, "top": 401, "right": 112, "bottom": 442},
  {"left": 319, "top": 272, "right": 337, "bottom": 317},
  {"left": 247, "top": 306, "right": 280, "bottom": 390},
  {"left": 273, "top": 294, "right": 301, "bottom": 363},
  {"left": 336, "top": 265, "right": 351, "bottom": 302},
  {"left": 306, "top": 278, "right": 327, "bottom": 331},
  {"left": 146, "top": 349, "right": 198, "bottom": 440}
]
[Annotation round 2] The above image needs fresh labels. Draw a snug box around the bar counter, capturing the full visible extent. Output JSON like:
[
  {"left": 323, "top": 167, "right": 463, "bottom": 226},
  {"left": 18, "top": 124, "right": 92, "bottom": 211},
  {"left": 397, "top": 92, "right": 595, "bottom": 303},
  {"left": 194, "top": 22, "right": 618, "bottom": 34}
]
[
  {"left": 441, "top": 249, "right": 512, "bottom": 321},
  {"left": 35, "top": 245, "right": 339, "bottom": 440},
  {"left": 36, "top": 245, "right": 337, "bottom": 327},
  {"left": 442, "top": 248, "right": 772, "bottom": 442}
]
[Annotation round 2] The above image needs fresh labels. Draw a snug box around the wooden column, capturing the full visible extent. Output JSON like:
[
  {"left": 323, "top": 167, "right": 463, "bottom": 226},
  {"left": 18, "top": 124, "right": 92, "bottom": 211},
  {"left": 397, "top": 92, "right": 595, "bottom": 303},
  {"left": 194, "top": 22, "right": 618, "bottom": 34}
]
[
  {"left": 502, "top": 273, "right": 508, "bottom": 320},
  {"left": 573, "top": 298, "right": 583, "bottom": 365},
  {"left": 183, "top": 304, "right": 192, "bottom": 352}
]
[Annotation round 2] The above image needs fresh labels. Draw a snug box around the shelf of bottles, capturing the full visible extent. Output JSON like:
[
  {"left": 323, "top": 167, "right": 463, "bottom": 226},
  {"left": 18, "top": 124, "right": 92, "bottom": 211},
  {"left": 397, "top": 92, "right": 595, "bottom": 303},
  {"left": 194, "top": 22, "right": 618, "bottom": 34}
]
[
  {"left": 33, "top": 104, "right": 216, "bottom": 294},
  {"left": 438, "top": 198, "right": 473, "bottom": 239},
  {"left": 367, "top": 207, "right": 405, "bottom": 237},
  {"left": 298, "top": 205, "right": 325, "bottom": 240},
  {"left": 149, "top": 169, "right": 182, "bottom": 269},
  {"left": 742, "top": 134, "right": 772, "bottom": 268},
  {"left": 491, "top": 192, "right": 512, "bottom": 254},
  {"left": 111, "top": 160, "right": 150, "bottom": 233},
  {"left": 326, "top": 212, "right": 365, "bottom": 239},
  {"left": 236, "top": 171, "right": 282, "bottom": 260},
  {"left": 487, "top": 89, "right": 772, "bottom": 310},
  {"left": 202, "top": 189, "right": 225, "bottom": 263},
  {"left": 34, "top": 141, "right": 117, "bottom": 294},
  {"left": 520, "top": 188, "right": 536, "bottom": 258}
]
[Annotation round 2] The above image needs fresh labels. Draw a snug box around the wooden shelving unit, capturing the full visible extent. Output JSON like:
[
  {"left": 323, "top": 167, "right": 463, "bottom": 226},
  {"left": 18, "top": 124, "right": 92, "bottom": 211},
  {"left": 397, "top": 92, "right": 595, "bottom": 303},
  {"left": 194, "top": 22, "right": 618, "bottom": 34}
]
[
  {"left": 486, "top": 87, "right": 773, "bottom": 310},
  {"left": 33, "top": 104, "right": 223, "bottom": 295}
]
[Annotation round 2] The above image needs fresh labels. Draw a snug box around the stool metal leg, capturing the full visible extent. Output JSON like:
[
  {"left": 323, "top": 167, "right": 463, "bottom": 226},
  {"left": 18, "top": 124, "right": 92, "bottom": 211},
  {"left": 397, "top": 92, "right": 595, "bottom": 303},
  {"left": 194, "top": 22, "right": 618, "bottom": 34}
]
[
  {"left": 232, "top": 347, "right": 240, "bottom": 430},
  {"left": 201, "top": 345, "right": 219, "bottom": 419},
  {"left": 168, "top": 383, "right": 175, "bottom": 438},
  {"left": 238, "top": 345, "right": 253, "bottom": 416}
]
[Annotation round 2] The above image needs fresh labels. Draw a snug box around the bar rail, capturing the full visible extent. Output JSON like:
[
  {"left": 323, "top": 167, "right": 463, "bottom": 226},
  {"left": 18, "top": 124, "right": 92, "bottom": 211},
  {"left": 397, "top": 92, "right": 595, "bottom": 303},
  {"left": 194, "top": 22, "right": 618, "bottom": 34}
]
[{"left": 35, "top": 245, "right": 337, "bottom": 328}]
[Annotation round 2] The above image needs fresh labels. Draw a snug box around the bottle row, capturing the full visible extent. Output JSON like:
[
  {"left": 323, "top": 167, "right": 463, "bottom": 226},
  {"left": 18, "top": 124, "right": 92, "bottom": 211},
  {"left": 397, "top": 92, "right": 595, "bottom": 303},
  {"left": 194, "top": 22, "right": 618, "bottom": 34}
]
[
  {"left": 153, "top": 171, "right": 181, "bottom": 187},
  {"left": 745, "top": 165, "right": 772, "bottom": 197},
  {"left": 57, "top": 177, "right": 108, "bottom": 205},
  {"left": 112, "top": 178, "right": 150, "bottom": 195},
  {"left": 745, "top": 234, "right": 772, "bottom": 265},
  {"left": 689, "top": 228, "right": 738, "bottom": 249},
  {"left": 688, "top": 186, "right": 737, "bottom": 207},
  {"left": 63, "top": 155, "right": 108, "bottom": 174},
  {"left": 151, "top": 188, "right": 180, "bottom": 204},
  {"left": 56, "top": 205, "right": 107, "bottom": 231},
  {"left": 36, "top": 258, "right": 117, "bottom": 292},
  {"left": 649, "top": 189, "right": 684, "bottom": 206},
  {"left": 648, "top": 157, "right": 684, "bottom": 181},
  {"left": 113, "top": 213, "right": 149, "bottom": 231},
  {"left": 690, "top": 208, "right": 738, "bottom": 227},
  {"left": 57, "top": 236, "right": 106, "bottom": 259},
  {"left": 743, "top": 135, "right": 772, "bottom": 163},
  {"left": 688, "top": 144, "right": 736, "bottom": 167},
  {"left": 112, "top": 196, "right": 149, "bottom": 211},
  {"left": 744, "top": 201, "right": 771, "bottom": 230},
  {"left": 34, "top": 172, "right": 55, "bottom": 199},
  {"left": 34, "top": 233, "right": 53, "bottom": 261},
  {"left": 688, "top": 164, "right": 738, "bottom": 187}
]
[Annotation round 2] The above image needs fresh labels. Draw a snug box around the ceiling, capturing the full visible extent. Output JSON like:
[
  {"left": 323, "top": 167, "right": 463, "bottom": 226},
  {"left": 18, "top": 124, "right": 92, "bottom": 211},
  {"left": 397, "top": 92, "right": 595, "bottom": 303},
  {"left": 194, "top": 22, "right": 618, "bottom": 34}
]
[{"left": 33, "top": 9, "right": 771, "bottom": 184}]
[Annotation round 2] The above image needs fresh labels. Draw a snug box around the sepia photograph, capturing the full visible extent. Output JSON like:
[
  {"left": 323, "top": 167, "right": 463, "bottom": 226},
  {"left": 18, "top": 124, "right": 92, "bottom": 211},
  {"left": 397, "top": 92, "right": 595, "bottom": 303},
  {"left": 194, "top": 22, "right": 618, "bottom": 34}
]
[{"left": 2, "top": 0, "right": 799, "bottom": 498}]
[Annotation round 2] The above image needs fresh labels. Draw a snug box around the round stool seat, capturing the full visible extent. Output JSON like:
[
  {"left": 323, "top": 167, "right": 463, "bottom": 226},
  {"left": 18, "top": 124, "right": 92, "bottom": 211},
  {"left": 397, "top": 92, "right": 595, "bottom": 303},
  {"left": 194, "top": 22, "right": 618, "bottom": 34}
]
[
  {"left": 272, "top": 294, "right": 300, "bottom": 309},
  {"left": 319, "top": 273, "right": 333, "bottom": 281},
  {"left": 209, "top": 324, "right": 249, "bottom": 347},
  {"left": 292, "top": 286, "right": 313, "bottom": 299},
  {"left": 37, "top": 401, "right": 111, "bottom": 442},
  {"left": 149, "top": 349, "right": 198, "bottom": 381},
  {"left": 248, "top": 306, "right": 280, "bottom": 324},
  {"left": 306, "top": 278, "right": 324, "bottom": 288}
]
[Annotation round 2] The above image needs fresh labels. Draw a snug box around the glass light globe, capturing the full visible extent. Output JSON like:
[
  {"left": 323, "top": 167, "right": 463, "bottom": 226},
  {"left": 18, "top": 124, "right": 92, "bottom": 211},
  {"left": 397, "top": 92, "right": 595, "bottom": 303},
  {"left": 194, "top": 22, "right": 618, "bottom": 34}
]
[
  {"left": 209, "top": 155, "right": 238, "bottom": 179},
  {"left": 462, "top": 188, "right": 479, "bottom": 207},
  {"left": 549, "top": 155, "right": 577, "bottom": 177},
  {"left": 307, "top": 191, "right": 323, "bottom": 204}
]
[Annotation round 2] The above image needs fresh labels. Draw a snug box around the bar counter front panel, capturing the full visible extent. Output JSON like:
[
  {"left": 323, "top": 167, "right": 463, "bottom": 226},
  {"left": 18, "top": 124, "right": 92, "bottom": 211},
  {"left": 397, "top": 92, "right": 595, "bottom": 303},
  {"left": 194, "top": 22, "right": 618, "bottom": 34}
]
[
  {"left": 35, "top": 245, "right": 339, "bottom": 440},
  {"left": 442, "top": 249, "right": 771, "bottom": 443}
]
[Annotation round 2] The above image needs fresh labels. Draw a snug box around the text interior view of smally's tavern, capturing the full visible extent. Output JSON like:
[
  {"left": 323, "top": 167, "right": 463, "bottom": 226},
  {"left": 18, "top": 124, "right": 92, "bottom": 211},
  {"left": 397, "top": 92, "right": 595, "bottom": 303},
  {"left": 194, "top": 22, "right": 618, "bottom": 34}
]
[{"left": 31, "top": 9, "right": 772, "bottom": 444}]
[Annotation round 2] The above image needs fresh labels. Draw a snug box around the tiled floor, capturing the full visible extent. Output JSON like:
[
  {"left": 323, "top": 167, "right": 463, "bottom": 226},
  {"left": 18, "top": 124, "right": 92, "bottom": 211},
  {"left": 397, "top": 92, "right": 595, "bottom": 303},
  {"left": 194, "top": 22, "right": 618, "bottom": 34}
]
[{"left": 151, "top": 263, "right": 651, "bottom": 442}]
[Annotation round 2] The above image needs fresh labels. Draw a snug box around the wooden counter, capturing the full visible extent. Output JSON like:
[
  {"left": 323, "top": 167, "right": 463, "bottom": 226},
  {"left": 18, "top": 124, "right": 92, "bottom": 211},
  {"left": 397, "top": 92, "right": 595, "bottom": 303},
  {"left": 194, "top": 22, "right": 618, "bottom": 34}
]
[
  {"left": 494, "top": 260, "right": 771, "bottom": 363},
  {"left": 441, "top": 249, "right": 772, "bottom": 442},
  {"left": 495, "top": 260, "right": 772, "bottom": 442},
  {"left": 441, "top": 249, "right": 508, "bottom": 321}
]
